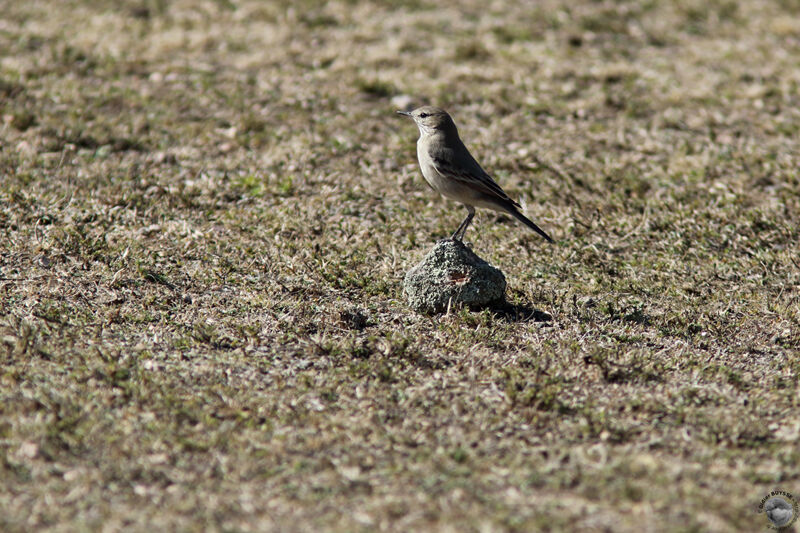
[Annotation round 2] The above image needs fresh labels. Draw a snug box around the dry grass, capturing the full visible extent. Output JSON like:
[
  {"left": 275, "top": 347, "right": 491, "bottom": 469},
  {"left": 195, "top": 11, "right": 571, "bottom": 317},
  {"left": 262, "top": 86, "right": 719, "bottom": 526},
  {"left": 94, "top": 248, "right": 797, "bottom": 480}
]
[{"left": 1, "top": 0, "right": 800, "bottom": 531}]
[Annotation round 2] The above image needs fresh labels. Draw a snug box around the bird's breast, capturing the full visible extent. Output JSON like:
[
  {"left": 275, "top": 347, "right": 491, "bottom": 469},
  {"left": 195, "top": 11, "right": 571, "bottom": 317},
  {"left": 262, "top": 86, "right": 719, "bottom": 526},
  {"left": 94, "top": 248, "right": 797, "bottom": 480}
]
[{"left": 416, "top": 144, "right": 446, "bottom": 192}]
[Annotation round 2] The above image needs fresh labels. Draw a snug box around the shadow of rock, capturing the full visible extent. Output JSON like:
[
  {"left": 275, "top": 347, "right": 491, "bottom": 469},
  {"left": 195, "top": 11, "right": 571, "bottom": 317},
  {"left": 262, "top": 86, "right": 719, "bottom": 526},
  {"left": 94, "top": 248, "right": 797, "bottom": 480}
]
[{"left": 490, "top": 300, "right": 552, "bottom": 323}]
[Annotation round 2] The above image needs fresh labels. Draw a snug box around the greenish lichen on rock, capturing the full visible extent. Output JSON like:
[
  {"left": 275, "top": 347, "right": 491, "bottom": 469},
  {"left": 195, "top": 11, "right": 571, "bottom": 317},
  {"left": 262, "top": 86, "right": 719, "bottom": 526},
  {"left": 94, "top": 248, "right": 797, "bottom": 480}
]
[{"left": 403, "top": 240, "right": 506, "bottom": 314}]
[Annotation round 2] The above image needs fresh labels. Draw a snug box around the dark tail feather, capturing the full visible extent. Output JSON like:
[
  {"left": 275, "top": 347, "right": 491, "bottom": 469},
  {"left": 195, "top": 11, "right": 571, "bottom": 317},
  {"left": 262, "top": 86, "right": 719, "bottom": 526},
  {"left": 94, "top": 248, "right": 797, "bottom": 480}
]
[{"left": 510, "top": 208, "right": 554, "bottom": 243}]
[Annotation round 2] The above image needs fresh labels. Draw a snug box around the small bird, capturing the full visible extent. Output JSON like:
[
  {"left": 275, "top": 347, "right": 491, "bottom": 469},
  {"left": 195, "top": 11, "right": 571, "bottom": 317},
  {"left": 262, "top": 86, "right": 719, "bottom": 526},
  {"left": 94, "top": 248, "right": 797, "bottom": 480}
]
[
  {"left": 765, "top": 497, "right": 794, "bottom": 527},
  {"left": 397, "top": 106, "right": 553, "bottom": 243}
]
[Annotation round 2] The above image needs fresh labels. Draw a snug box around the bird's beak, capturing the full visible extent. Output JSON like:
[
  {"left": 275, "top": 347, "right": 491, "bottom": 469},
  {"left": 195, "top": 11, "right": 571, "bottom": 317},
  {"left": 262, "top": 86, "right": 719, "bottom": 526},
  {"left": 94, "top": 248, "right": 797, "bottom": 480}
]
[{"left": 396, "top": 110, "right": 412, "bottom": 116}]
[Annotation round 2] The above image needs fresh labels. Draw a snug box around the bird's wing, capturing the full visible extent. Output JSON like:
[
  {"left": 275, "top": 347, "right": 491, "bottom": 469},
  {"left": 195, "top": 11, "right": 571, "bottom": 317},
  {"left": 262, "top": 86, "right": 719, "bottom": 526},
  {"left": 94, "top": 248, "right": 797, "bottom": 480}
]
[{"left": 431, "top": 150, "right": 521, "bottom": 208}]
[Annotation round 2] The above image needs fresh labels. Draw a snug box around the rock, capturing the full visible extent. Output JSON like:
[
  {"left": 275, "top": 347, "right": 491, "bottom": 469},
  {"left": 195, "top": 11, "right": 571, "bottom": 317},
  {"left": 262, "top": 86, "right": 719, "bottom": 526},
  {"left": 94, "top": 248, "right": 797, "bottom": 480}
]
[{"left": 403, "top": 240, "right": 506, "bottom": 314}]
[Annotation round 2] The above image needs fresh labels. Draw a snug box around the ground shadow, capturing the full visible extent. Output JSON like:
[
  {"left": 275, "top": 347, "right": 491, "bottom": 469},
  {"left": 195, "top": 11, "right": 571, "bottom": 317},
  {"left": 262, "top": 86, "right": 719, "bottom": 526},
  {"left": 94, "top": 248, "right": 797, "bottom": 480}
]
[{"left": 490, "top": 300, "right": 552, "bottom": 323}]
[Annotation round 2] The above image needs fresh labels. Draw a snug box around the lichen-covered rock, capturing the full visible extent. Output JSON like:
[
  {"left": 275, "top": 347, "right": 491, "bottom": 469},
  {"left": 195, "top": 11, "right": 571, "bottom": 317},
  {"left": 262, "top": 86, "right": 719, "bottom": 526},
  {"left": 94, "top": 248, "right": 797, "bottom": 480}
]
[{"left": 403, "top": 240, "right": 506, "bottom": 314}]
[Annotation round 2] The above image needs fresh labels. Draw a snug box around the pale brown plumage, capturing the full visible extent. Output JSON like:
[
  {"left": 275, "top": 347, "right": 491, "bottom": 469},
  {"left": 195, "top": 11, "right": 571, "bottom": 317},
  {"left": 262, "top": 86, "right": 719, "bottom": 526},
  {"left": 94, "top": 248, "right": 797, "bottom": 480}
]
[{"left": 397, "top": 106, "right": 553, "bottom": 243}]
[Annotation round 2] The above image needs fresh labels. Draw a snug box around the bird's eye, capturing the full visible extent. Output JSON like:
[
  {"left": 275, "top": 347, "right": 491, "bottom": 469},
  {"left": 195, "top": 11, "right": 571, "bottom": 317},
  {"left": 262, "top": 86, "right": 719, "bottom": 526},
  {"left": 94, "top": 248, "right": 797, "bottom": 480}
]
[{"left": 419, "top": 113, "right": 429, "bottom": 118}]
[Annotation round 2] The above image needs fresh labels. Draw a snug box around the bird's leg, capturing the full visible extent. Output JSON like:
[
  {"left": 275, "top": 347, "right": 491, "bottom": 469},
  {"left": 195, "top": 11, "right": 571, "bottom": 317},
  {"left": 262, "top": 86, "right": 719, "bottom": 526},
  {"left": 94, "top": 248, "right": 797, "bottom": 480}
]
[{"left": 450, "top": 206, "right": 475, "bottom": 241}]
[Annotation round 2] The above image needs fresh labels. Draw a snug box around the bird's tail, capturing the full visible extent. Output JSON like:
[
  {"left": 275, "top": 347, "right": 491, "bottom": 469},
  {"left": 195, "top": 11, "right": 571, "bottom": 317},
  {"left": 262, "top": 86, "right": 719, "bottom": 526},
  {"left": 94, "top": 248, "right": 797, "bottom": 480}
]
[{"left": 509, "top": 208, "right": 554, "bottom": 243}]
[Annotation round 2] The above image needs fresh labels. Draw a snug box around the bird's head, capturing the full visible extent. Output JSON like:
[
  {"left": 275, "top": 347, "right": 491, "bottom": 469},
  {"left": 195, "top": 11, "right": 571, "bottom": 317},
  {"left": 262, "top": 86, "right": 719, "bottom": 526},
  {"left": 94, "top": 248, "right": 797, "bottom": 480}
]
[{"left": 396, "top": 106, "right": 457, "bottom": 136}]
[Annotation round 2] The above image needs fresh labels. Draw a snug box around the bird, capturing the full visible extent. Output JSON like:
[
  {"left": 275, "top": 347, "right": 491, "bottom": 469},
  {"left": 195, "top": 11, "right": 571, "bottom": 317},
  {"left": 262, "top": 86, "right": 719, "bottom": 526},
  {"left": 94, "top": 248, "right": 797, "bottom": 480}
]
[
  {"left": 397, "top": 106, "right": 553, "bottom": 243},
  {"left": 765, "top": 497, "right": 794, "bottom": 527}
]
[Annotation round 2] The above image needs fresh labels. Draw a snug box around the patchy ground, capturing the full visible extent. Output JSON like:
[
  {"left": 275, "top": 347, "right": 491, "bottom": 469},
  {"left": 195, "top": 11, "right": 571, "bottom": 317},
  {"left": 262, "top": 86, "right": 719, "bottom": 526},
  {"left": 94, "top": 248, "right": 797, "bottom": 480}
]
[{"left": 1, "top": 0, "right": 799, "bottom": 531}]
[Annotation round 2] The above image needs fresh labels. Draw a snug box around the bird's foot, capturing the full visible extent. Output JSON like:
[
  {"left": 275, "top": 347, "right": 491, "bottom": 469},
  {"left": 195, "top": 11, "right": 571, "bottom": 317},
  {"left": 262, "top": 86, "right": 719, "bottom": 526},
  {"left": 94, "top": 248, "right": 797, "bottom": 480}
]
[{"left": 438, "top": 236, "right": 471, "bottom": 249}]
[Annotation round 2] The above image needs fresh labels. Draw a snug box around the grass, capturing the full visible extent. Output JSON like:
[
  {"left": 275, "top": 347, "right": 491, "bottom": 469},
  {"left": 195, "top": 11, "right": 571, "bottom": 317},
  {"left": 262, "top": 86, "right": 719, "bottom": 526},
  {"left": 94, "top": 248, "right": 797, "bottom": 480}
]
[{"left": 1, "top": 0, "right": 799, "bottom": 531}]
